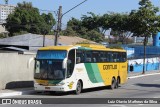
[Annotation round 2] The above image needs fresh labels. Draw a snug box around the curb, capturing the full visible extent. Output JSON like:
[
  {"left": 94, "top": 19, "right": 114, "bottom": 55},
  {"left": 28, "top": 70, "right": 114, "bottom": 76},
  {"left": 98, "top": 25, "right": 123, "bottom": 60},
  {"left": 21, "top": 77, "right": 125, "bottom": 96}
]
[
  {"left": 0, "top": 89, "right": 35, "bottom": 98},
  {"left": 128, "top": 72, "right": 160, "bottom": 79}
]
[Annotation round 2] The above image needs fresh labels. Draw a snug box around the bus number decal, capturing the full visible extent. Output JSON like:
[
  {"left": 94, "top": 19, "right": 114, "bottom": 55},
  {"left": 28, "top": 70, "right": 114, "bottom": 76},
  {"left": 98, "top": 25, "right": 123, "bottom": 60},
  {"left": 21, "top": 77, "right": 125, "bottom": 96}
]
[{"left": 103, "top": 65, "right": 117, "bottom": 70}]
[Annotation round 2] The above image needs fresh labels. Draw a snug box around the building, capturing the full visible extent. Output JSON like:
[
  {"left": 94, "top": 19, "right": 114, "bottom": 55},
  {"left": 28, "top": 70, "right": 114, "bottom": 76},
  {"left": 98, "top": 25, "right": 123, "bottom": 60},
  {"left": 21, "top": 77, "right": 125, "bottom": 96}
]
[
  {"left": 0, "top": 4, "right": 15, "bottom": 23},
  {"left": 0, "top": 4, "right": 15, "bottom": 34},
  {"left": 0, "top": 33, "right": 95, "bottom": 52}
]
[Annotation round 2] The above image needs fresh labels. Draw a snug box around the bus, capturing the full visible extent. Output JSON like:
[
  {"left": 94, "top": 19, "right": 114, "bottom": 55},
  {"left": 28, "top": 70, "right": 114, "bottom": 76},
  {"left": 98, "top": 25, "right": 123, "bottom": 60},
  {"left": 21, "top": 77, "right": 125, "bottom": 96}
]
[{"left": 34, "top": 44, "right": 128, "bottom": 94}]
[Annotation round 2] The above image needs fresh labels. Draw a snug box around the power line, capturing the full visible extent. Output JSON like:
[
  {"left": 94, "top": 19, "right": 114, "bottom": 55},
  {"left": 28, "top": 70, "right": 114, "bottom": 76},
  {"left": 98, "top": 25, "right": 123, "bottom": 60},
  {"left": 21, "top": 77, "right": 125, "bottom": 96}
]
[{"left": 62, "top": 0, "right": 88, "bottom": 17}]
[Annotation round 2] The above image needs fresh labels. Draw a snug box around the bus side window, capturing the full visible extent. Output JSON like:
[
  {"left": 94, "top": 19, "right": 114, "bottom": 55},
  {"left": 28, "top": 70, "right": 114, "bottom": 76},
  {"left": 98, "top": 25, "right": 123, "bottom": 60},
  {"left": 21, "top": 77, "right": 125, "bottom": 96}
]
[
  {"left": 117, "top": 52, "right": 121, "bottom": 62},
  {"left": 100, "top": 51, "right": 105, "bottom": 62},
  {"left": 119, "top": 52, "right": 123, "bottom": 62},
  {"left": 76, "top": 50, "right": 85, "bottom": 64},
  {"left": 108, "top": 52, "right": 113, "bottom": 62},
  {"left": 122, "top": 52, "right": 127, "bottom": 62},
  {"left": 85, "top": 51, "right": 92, "bottom": 63},
  {"left": 113, "top": 52, "right": 118, "bottom": 62},
  {"left": 105, "top": 52, "right": 109, "bottom": 62},
  {"left": 92, "top": 51, "right": 99, "bottom": 63}
]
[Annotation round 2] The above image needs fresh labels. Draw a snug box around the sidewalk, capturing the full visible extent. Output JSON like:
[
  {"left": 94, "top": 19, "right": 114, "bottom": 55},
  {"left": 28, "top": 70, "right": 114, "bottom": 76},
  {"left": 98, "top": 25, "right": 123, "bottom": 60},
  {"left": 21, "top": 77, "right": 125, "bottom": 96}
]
[
  {"left": 128, "top": 70, "right": 160, "bottom": 79},
  {"left": 0, "top": 70, "right": 160, "bottom": 97}
]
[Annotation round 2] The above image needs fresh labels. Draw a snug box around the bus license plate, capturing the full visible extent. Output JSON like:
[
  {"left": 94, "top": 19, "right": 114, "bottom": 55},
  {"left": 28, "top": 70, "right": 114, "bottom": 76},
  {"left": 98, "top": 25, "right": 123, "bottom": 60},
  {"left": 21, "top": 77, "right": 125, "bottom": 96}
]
[{"left": 45, "top": 87, "right": 50, "bottom": 89}]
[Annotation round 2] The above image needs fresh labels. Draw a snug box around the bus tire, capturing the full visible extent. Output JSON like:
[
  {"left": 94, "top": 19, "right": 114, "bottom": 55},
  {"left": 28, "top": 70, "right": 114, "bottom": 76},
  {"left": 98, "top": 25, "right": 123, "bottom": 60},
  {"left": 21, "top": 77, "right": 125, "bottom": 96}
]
[
  {"left": 110, "top": 78, "right": 116, "bottom": 90},
  {"left": 116, "top": 77, "right": 120, "bottom": 88},
  {"left": 74, "top": 80, "right": 82, "bottom": 95}
]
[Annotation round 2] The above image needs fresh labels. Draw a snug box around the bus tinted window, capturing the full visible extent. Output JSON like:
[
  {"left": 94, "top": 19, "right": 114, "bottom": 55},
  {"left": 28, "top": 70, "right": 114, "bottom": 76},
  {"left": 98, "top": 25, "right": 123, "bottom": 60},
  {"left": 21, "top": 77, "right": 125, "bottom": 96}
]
[
  {"left": 76, "top": 50, "right": 126, "bottom": 63},
  {"left": 108, "top": 52, "right": 113, "bottom": 62},
  {"left": 92, "top": 51, "right": 99, "bottom": 62},
  {"left": 99, "top": 51, "right": 106, "bottom": 62},
  {"left": 118, "top": 52, "right": 127, "bottom": 62},
  {"left": 85, "top": 51, "right": 92, "bottom": 62},
  {"left": 122, "top": 52, "right": 127, "bottom": 62},
  {"left": 76, "top": 50, "right": 85, "bottom": 63}
]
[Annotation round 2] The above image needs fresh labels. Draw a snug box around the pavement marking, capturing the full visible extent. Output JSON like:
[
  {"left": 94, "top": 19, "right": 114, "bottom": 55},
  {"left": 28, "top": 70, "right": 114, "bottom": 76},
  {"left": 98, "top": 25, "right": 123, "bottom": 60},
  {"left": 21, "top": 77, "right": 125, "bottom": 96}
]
[
  {"left": 0, "top": 92, "right": 22, "bottom": 98},
  {"left": 153, "top": 96, "right": 160, "bottom": 98},
  {"left": 109, "top": 105, "right": 127, "bottom": 107},
  {"left": 138, "top": 104, "right": 145, "bottom": 105},
  {"left": 128, "top": 72, "right": 160, "bottom": 79},
  {"left": 153, "top": 79, "right": 160, "bottom": 82}
]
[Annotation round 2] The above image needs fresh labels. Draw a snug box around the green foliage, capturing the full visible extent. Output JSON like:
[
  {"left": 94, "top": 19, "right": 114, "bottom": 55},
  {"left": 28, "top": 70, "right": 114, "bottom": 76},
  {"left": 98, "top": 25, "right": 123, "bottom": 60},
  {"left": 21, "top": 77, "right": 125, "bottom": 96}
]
[
  {"left": 12, "top": 31, "right": 28, "bottom": 36},
  {"left": 81, "top": 12, "right": 100, "bottom": 31},
  {"left": 63, "top": 15, "right": 104, "bottom": 43},
  {"left": 4, "top": 1, "right": 56, "bottom": 36},
  {"left": 86, "top": 30, "right": 104, "bottom": 42},
  {"left": 108, "top": 45, "right": 123, "bottom": 49},
  {"left": 61, "top": 0, "right": 160, "bottom": 45},
  {"left": 62, "top": 27, "right": 78, "bottom": 36},
  {"left": 0, "top": 33, "right": 7, "bottom": 38},
  {"left": 129, "top": 0, "right": 160, "bottom": 37}
]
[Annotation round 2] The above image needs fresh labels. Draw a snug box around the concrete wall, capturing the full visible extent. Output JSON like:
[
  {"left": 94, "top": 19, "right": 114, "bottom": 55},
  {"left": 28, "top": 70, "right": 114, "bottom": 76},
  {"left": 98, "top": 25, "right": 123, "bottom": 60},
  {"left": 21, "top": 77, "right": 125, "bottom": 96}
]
[
  {"left": 0, "top": 25, "right": 5, "bottom": 33},
  {"left": 0, "top": 53, "right": 35, "bottom": 90},
  {"left": 128, "top": 57, "right": 160, "bottom": 72}
]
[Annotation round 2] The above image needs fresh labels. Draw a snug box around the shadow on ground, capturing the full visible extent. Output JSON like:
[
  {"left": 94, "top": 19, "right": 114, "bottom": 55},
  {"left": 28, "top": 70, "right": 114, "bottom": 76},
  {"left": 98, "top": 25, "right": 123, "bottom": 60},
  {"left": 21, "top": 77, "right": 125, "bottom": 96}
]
[
  {"left": 135, "top": 83, "right": 160, "bottom": 88},
  {"left": 5, "top": 81, "right": 34, "bottom": 89},
  {"left": 33, "top": 86, "right": 114, "bottom": 96}
]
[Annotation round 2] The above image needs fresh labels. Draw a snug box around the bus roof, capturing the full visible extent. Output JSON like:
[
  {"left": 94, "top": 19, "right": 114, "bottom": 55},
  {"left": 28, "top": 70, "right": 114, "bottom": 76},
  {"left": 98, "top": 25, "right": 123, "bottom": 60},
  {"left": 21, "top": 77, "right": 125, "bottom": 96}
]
[
  {"left": 38, "top": 45, "right": 73, "bottom": 51},
  {"left": 38, "top": 44, "right": 126, "bottom": 52}
]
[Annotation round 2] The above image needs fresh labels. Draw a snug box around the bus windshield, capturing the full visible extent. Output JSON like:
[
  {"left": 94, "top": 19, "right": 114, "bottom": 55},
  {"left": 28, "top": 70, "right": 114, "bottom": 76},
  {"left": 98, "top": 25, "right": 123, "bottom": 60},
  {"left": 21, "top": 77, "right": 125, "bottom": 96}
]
[{"left": 34, "top": 50, "right": 67, "bottom": 80}]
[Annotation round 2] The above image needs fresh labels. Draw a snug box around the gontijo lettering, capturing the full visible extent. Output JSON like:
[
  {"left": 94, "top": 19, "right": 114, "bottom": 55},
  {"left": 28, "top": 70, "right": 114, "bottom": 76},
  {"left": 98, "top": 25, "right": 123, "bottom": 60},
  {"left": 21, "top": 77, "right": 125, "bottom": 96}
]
[{"left": 103, "top": 65, "right": 117, "bottom": 70}]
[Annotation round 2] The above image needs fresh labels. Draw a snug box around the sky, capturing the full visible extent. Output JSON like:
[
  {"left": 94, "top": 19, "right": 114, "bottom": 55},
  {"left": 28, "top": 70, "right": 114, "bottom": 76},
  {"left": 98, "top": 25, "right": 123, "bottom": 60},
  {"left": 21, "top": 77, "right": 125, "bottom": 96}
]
[{"left": 0, "top": 0, "right": 160, "bottom": 28}]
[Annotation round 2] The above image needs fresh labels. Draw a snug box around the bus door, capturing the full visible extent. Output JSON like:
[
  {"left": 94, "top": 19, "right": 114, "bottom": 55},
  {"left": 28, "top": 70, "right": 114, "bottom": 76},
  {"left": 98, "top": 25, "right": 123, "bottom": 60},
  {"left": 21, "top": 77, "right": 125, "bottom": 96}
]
[{"left": 66, "top": 49, "right": 75, "bottom": 78}]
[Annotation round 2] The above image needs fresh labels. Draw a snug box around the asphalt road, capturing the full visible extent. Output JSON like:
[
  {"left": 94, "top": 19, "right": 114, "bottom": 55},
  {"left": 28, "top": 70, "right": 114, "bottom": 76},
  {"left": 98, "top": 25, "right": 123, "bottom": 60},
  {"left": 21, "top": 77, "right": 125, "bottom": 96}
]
[
  {"left": 1, "top": 74, "right": 160, "bottom": 107},
  {"left": 10, "top": 74, "right": 160, "bottom": 98}
]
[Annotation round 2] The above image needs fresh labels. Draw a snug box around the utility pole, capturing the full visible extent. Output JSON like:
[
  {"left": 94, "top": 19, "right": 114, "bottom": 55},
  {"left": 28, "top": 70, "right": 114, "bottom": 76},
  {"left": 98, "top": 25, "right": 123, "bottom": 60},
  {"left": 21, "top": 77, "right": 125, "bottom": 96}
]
[
  {"left": 54, "top": 0, "right": 87, "bottom": 46},
  {"left": 142, "top": 36, "right": 147, "bottom": 74},
  {"left": 43, "top": 35, "right": 45, "bottom": 47},
  {"left": 54, "top": 6, "right": 62, "bottom": 46}
]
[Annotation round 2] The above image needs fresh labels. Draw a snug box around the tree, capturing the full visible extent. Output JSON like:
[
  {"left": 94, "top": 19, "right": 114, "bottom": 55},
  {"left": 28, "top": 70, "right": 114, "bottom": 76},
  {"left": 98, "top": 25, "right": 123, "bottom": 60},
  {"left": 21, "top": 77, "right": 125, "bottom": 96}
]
[
  {"left": 129, "top": 0, "right": 160, "bottom": 74},
  {"left": 4, "top": 1, "right": 56, "bottom": 36},
  {"left": 129, "top": 0, "right": 160, "bottom": 37},
  {"left": 86, "top": 30, "right": 104, "bottom": 42},
  {"left": 63, "top": 16, "right": 104, "bottom": 42},
  {"left": 81, "top": 12, "right": 100, "bottom": 31},
  {"left": 107, "top": 13, "right": 133, "bottom": 44}
]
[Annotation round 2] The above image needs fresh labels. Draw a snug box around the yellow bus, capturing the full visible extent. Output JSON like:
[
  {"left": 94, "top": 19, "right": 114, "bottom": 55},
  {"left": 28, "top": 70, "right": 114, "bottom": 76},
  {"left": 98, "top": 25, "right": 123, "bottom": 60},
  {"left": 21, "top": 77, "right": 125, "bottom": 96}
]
[{"left": 34, "top": 44, "right": 128, "bottom": 94}]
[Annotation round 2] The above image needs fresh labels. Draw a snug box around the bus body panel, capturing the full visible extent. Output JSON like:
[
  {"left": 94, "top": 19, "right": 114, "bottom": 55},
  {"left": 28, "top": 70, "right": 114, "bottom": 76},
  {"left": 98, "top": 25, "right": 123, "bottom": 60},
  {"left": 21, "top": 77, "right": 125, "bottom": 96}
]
[{"left": 34, "top": 44, "right": 128, "bottom": 92}]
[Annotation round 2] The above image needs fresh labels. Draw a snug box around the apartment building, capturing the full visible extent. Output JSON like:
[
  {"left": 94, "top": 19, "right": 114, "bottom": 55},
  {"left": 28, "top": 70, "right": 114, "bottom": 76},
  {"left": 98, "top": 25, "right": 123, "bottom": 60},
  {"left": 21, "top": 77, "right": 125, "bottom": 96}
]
[{"left": 0, "top": 4, "right": 15, "bottom": 23}]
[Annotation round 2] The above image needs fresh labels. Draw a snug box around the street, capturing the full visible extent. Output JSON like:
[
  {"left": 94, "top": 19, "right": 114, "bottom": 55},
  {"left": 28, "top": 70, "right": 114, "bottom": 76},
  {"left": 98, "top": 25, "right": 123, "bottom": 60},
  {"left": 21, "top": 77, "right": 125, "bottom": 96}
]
[
  {"left": 1, "top": 74, "right": 160, "bottom": 107},
  {"left": 10, "top": 74, "right": 160, "bottom": 98}
]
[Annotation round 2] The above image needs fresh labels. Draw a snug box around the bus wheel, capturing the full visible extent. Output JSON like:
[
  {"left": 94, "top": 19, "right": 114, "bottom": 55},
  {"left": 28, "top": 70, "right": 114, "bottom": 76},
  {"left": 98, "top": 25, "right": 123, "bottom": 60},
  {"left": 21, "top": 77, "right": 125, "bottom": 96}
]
[
  {"left": 116, "top": 77, "right": 120, "bottom": 88},
  {"left": 74, "top": 81, "right": 82, "bottom": 95},
  {"left": 110, "top": 78, "right": 116, "bottom": 90}
]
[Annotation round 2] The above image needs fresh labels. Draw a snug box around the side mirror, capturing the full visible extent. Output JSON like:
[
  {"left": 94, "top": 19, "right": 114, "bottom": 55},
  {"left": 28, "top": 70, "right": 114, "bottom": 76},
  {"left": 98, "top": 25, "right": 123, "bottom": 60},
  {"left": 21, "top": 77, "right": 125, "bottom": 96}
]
[{"left": 62, "top": 58, "right": 67, "bottom": 69}]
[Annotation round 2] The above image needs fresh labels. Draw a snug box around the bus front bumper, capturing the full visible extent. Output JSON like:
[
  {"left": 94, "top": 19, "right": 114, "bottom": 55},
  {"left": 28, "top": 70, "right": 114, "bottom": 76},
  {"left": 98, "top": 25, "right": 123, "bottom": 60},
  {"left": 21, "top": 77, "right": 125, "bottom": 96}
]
[{"left": 34, "top": 83, "right": 72, "bottom": 92}]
